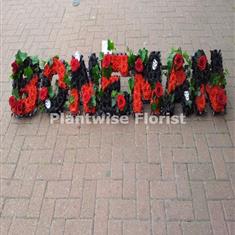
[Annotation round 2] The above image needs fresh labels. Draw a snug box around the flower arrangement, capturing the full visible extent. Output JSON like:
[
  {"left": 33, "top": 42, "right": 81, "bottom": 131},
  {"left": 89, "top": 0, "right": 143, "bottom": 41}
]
[
  {"left": 144, "top": 51, "right": 163, "bottom": 115},
  {"left": 191, "top": 50, "right": 210, "bottom": 115},
  {"left": 206, "top": 50, "right": 227, "bottom": 114},
  {"left": 111, "top": 91, "right": 131, "bottom": 116},
  {"left": 166, "top": 48, "right": 193, "bottom": 116},
  {"left": 39, "top": 56, "right": 69, "bottom": 113},
  {"left": 128, "top": 48, "right": 150, "bottom": 113},
  {"left": 9, "top": 50, "right": 40, "bottom": 117},
  {"left": 98, "top": 40, "right": 122, "bottom": 115},
  {"left": 8, "top": 45, "right": 228, "bottom": 119}
]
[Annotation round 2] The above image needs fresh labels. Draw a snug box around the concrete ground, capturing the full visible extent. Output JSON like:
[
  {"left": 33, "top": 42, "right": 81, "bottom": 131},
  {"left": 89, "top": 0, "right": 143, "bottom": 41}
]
[{"left": 1, "top": 0, "right": 235, "bottom": 234}]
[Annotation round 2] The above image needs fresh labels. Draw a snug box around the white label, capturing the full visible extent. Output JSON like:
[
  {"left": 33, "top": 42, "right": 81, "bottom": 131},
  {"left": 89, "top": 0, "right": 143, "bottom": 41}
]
[
  {"left": 45, "top": 99, "right": 51, "bottom": 109},
  {"left": 74, "top": 51, "right": 81, "bottom": 61}
]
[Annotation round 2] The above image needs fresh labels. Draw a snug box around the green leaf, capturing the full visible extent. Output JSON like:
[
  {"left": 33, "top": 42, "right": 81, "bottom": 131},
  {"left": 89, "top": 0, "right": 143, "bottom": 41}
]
[
  {"left": 99, "top": 52, "right": 104, "bottom": 61},
  {"left": 102, "top": 67, "right": 112, "bottom": 78},
  {"left": 91, "top": 96, "right": 96, "bottom": 107},
  {"left": 31, "top": 56, "right": 39, "bottom": 65},
  {"left": 24, "top": 67, "right": 33, "bottom": 80},
  {"left": 111, "top": 90, "right": 118, "bottom": 98},
  {"left": 64, "top": 74, "right": 71, "bottom": 87},
  {"left": 16, "top": 50, "right": 27, "bottom": 64},
  {"left": 64, "top": 101, "right": 69, "bottom": 109},
  {"left": 151, "top": 103, "right": 157, "bottom": 111},
  {"left": 108, "top": 39, "right": 115, "bottom": 51},
  {"left": 128, "top": 77, "right": 134, "bottom": 92},
  {"left": 138, "top": 48, "right": 148, "bottom": 64},
  {"left": 48, "top": 86, "right": 54, "bottom": 98},
  {"left": 69, "top": 96, "right": 75, "bottom": 104},
  {"left": 12, "top": 88, "right": 20, "bottom": 99},
  {"left": 111, "top": 98, "right": 116, "bottom": 107}
]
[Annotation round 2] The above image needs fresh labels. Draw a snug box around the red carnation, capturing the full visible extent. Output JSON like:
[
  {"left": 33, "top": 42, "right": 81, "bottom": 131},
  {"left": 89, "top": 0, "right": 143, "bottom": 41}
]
[
  {"left": 117, "top": 94, "right": 126, "bottom": 111},
  {"left": 217, "top": 89, "right": 227, "bottom": 106},
  {"left": 39, "top": 87, "right": 48, "bottom": 101},
  {"left": 195, "top": 95, "right": 206, "bottom": 113},
  {"left": 82, "top": 90, "right": 91, "bottom": 104},
  {"left": 135, "top": 58, "right": 144, "bottom": 73},
  {"left": 174, "top": 54, "right": 184, "bottom": 70},
  {"left": 142, "top": 81, "right": 151, "bottom": 101},
  {"left": 43, "top": 64, "right": 51, "bottom": 78},
  {"left": 175, "top": 70, "right": 186, "bottom": 86},
  {"left": 11, "top": 61, "right": 19, "bottom": 74},
  {"left": 102, "top": 54, "right": 111, "bottom": 68},
  {"left": 16, "top": 100, "right": 25, "bottom": 115},
  {"left": 197, "top": 55, "right": 207, "bottom": 71},
  {"left": 9, "top": 96, "right": 17, "bottom": 109},
  {"left": 70, "top": 57, "right": 80, "bottom": 72},
  {"left": 155, "top": 82, "right": 163, "bottom": 97},
  {"left": 168, "top": 71, "right": 177, "bottom": 93},
  {"left": 101, "top": 77, "right": 110, "bottom": 91}
]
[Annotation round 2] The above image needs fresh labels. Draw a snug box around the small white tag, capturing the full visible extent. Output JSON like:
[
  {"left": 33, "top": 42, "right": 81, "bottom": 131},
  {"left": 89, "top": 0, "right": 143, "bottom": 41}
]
[
  {"left": 45, "top": 99, "right": 51, "bottom": 109},
  {"left": 152, "top": 59, "right": 158, "bottom": 70},
  {"left": 74, "top": 51, "right": 81, "bottom": 61},
  {"left": 102, "top": 40, "right": 112, "bottom": 54},
  {"left": 184, "top": 91, "right": 190, "bottom": 101}
]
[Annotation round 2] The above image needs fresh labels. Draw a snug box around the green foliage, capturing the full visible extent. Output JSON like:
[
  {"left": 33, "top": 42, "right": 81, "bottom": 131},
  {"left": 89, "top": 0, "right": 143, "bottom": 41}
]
[
  {"left": 99, "top": 52, "right": 104, "bottom": 61},
  {"left": 92, "top": 65, "right": 101, "bottom": 85},
  {"left": 127, "top": 48, "right": 136, "bottom": 68},
  {"left": 15, "top": 50, "right": 27, "bottom": 64},
  {"left": 31, "top": 56, "right": 39, "bottom": 65},
  {"left": 91, "top": 95, "right": 96, "bottom": 107},
  {"left": 12, "top": 88, "right": 20, "bottom": 99},
  {"left": 69, "top": 95, "right": 75, "bottom": 104},
  {"left": 111, "top": 98, "right": 116, "bottom": 107},
  {"left": 48, "top": 86, "right": 54, "bottom": 98},
  {"left": 64, "top": 74, "right": 71, "bottom": 87},
  {"left": 128, "top": 77, "right": 134, "bottom": 92},
  {"left": 108, "top": 39, "right": 115, "bottom": 51},
  {"left": 138, "top": 48, "right": 148, "bottom": 64},
  {"left": 24, "top": 67, "right": 33, "bottom": 80},
  {"left": 151, "top": 103, "right": 157, "bottom": 111},
  {"left": 111, "top": 90, "right": 118, "bottom": 98},
  {"left": 102, "top": 67, "right": 112, "bottom": 78}
]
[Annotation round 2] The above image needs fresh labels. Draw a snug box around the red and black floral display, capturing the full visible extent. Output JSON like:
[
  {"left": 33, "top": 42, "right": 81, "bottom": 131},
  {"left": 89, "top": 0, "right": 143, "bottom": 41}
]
[
  {"left": 206, "top": 50, "right": 227, "bottom": 114},
  {"left": 9, "top": 51, "right": 40, "bottom": 117},
  {"left": 8, "top": 44, "right": 228, "bottom": 119},
  {"left": 191, "top": 50, "right": 210, "bottom": 115},
  {"left": 38, "top": 56, "right": 69, "bottom": 114}
]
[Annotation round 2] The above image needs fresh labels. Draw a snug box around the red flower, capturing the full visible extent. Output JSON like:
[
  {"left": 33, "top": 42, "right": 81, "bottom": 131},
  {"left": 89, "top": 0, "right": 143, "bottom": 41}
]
[
  {"left": 168, "top": 71, "right": 177, "bottom": 93},
  {"left": 175, "top": 70, "right": 186, "bottom": 86},
  {"left": 133, "top": 100, "right": 142, "bottom": 113},
  {"left": 9, "top": 96, "right": 17, "bottom": 109},
  {"left": 142, "top": 81, "right": 151, "bottom": 101},
  {"left": 11, "top": 61, "right": 19, "bottom": 74},
  {"left": 70, "top": 57, "right": 80, "bottom": 72},
  {"left": 102, "top": 54, "right": 111, "bottom": 68},
  {"left": 43, "top": 64, "right": 51, "bottom": 78},
  {"left": 197, "top": 55, "right": 207, "bottom": 71},
  {"left": 101, "top": 77, "right": 110, "bottom": 91},
  {"left": 120, "top": 63, "right": 128, "bottom": 76},
  {"left": 195, "top": 95, "right": 206, "bottom": 113},
  {"left": 135, "top": 58, "right": 144, "bottom": 73},
  {"left": 117, "top": 94, "right": 126, "bottom": 111},
  {"left": 174, "top": 54, "right": 184, "bottom": 70},
  {"left": 39, "top": 87, "right": 48, "bottom": 101},
  {"left": 69, "top": 89, "right": 79, "bottom": 115},
  {"left": 216, "top": 89, "right": 227, "bottom": 107},
  {"left": 155, "top": 82, "right": 163, "bottom": 97},
  {"left": 110, "top": 76, "right": 119, "bottom": 84},
  {"left": 16, "top": 100, "right": 25, "bottom": 115}
]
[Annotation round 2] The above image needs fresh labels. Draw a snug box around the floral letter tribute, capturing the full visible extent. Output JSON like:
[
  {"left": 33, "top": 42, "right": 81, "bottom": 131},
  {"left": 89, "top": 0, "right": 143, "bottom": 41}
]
[{"left": 9, "top": 42, "right": 228, "bottom": 120}]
